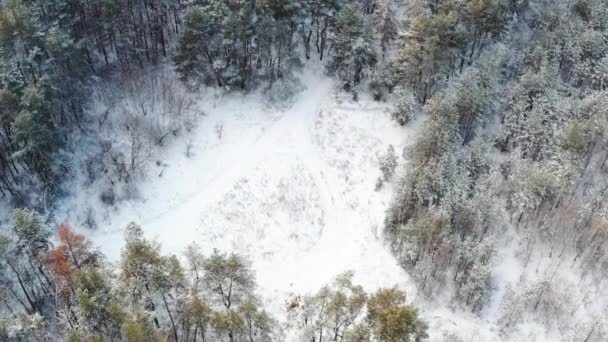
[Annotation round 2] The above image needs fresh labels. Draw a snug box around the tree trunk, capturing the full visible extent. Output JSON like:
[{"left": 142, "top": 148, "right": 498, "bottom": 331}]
[{"left": 162, "top": 293, "right": 179, "bottom": 342}]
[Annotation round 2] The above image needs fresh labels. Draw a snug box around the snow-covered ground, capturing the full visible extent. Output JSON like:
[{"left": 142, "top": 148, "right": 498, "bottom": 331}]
[
  {"left": 56, "top": 67, "right": 582, "bottom": 341},
  {"left": 58, "top": 67, "right": 424, "bottom": 332}
]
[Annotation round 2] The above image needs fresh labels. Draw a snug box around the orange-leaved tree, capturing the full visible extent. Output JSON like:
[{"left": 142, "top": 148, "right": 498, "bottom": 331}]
[
  {"left": 56, "top": 223, "right": 99, "bottom": 269},
  {"left": 46, "top": 224, "right": 100, "bottom": 296}
]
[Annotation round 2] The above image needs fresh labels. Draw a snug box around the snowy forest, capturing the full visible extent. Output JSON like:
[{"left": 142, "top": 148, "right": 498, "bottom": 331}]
[{"left": 1, "top": 0, "right": 608, "bottom": 341}]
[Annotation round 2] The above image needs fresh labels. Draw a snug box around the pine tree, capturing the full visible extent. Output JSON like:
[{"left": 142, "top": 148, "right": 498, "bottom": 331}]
[
  {"left": 373, "top": 0, "right": 398, "bottom": 61},
  {"left": 73, "top": 268, "right": 125, "bottom": 340},
  {"left": 367, "top": 288, "right": 428, "bottom": 342},
  {"left": 0, "top": 209, "right": 53, "bottom": 315},
  {"left": 328, "top": 4, "right": 378, "bottom": 87}
]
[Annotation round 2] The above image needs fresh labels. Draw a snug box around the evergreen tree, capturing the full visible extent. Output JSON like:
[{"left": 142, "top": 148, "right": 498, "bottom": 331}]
[
  {"left": 373, "top": 0, "right": 398, "bottom": 61},
  {"left": 367, "top": 288, "right": 428, "bottom": 342},
  {"left": 73, "top": 268, "right": 125, "bottom": 340},
  {"left": 328, "top": 4, "right": 378, "bottom": 87}
]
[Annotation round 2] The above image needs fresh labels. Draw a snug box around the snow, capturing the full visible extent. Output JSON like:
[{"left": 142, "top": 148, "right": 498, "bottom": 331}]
[
  {"left": 55, "top": 66, "right": 600, "bottom": 341},
  {"left": 58, "top": 66, "right": 419, "bottom": 331}
]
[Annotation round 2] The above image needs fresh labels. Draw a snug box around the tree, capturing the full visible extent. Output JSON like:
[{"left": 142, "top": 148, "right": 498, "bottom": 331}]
[
  {"left": 182, "top": 295, "right": 212, "bottom": 342},
  {"left": 344, "top": 323, "right": 371, "bottom": 342},
  {"left": 123, "top": 311, "right": 157, "bottom": 342},
  {"left": 328, "top": 4, "right": 378, "bottom": 87},
  {"left": 0, "top": 209, "right": 53, "bottom": 315},
  {"left": 46, "top": 247, "right": 72, "bottom": 295},
  {"left": 501, "top": 64, "right": 565, "bottom": 161},
  {"left": 10, "top": 208, "right": 51, "bottom": 258},
  {"left": 367, "top": 288, "right": 428, "bottom": 342},
  {"left": 506, "top": 161, "right": 561, "bottom": 222},
  {"left": 325, "top": 272, "right": 367, "bottom": 341},
  {"left": 373, "top": 0, "right": 398, "bottom": 61},
  {"left": 297, "top": 272, "right": 368, "bottom": 342},
  {"left": 379, "top": 145, "right": 398, "bottom": 181},
  {"left": 383, "top": 0, "right": 608, "bottom": 337},
  {"left": 211, "top": 309, "right": 244, "bottom": 342},
  {"left": 398, "top": 0, "right": 464, "bottom": 103},
  {"left": 174, "top": 6, "right": 224, "bottom": 87},
  {"left": 120, "top": 223, "right": 164, "bottom": 309},
  {"left": 256, "top": 0, "right": 302, "bottom": 83},
  {"left": 153, "top": 255, "right": 187, "bottom": 342},
  {"left": 238, "top": 298, "right": 276, "bottom": 342},
  {"left": 391, "top": 88, "right": 418, "bottom": 126},
  {"left": 120, "top": 222, "right": 185, "bottom": 341},
  {"left": 298, "top": 0, "right": 343, "bottom": 61},
  {"left": 202, "top": 251, "right": 255, "bottom": 310},
  {"left": 55, "top": 224, "right": 99, "bottom": 270},
  {"left": 12, "top": 84, "right": 58, "bottom": 181},
  {"left": 176, "top": 0, "right": 301, "bottom": 89},
  {"left": 0, "top": 312, "right": 49, "bottom": 341},
  {"left": 452, "top": 240, "right": 494, "bottom": 311},
  {"left": 295, "top": 273, "right": 427, "bottom": 342},
  {"left": 119, "top": 225, "right": 277, "bottom": 341},
  {"left": 461, "top": 0, "right": 511, "bottom": 69},
  {"left": 73, "top": 268, "right": 125, "bottom": 340}
]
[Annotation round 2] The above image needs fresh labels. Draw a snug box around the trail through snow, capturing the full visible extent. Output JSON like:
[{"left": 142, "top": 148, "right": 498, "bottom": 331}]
[
  {"left": 60, "top": 67, "right": 419, "bottom": 327},
  {"left": 55, "top": 66, "right": 604, "bottom": 342},
  {"left": 57, "top": 67, "right": 547, "bottom": 341}
]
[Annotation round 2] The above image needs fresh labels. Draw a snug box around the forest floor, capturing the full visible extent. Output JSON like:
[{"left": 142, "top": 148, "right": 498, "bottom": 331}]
[{"left": 56, "top": 67, "right": 542, "bottom": 341}]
